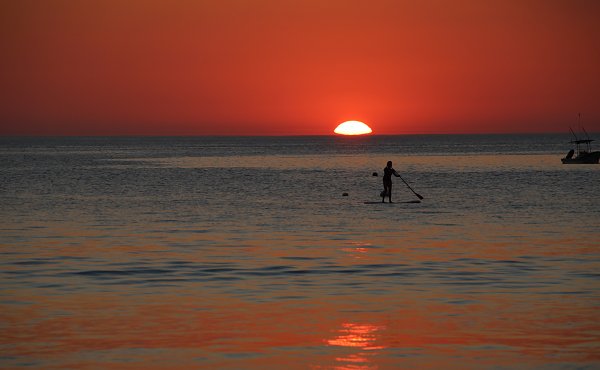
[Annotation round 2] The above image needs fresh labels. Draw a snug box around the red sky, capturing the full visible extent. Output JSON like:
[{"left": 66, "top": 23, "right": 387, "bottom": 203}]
[{"left": 1, "top": 0, "right": 599, "bottom": 135}]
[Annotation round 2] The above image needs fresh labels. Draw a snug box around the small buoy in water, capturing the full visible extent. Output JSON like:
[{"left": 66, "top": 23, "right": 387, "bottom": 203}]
[
  {"left": 342, "top": 192, "right": 349, "bottom": 196},
  {"left": 372, "top": 172, "right": 378, "bottom": 176}
]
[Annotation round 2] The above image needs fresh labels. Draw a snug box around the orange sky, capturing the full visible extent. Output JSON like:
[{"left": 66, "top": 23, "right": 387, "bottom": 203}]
[{"left": 1, "top": 0, "right": 599, "bottom": 135}]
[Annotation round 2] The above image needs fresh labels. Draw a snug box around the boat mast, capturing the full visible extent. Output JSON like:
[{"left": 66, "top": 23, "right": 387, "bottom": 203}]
[
  {"left": 580, "top": 115, "right": 593, "bottom": 152},
  {"left": 569, "top": 122, "right": 580, "bottom": 156},
  {"left": 569, "top": 113, "right": 579, "bottom": 141},
  {"left": 569, "top": 126, "right": 578, "bottom": 141}
]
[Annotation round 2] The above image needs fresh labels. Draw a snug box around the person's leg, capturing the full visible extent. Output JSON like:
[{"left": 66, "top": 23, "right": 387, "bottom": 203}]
[{"left": 388, "top": 184, "right": 393, "bottom": 203}]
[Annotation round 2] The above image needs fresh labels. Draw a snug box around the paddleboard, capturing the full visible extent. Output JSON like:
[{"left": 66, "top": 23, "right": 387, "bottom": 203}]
[{"left": 364, "top": 200, "right": 421, "bottom": 204}]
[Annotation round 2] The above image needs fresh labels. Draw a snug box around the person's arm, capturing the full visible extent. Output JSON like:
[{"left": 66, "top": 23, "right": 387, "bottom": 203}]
[{"left": 393, "top": 169, "right": 401, "bottom": 177}]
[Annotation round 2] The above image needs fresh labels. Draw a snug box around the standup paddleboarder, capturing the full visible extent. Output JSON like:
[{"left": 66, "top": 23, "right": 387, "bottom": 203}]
[{"left": 382, "top": 160, "right": 401, "bottom": 203}]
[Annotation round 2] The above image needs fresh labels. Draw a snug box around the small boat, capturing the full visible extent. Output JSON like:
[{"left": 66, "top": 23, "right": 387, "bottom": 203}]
[
  {"left": 561, "top": 139, "right": 600, "bottom": 164},
  {"left": 561, "top": 119, "right": 600, "bottom": 164}
]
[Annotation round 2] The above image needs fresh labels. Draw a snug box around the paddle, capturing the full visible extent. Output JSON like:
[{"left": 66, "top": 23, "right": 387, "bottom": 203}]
[{"left": 397, "top": 174, "right": 424, "bottom": 200}]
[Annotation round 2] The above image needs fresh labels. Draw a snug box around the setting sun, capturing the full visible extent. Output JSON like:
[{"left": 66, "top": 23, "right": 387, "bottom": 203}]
[{"left": 334, "top": 121, "right": 373, "bottom": 135}]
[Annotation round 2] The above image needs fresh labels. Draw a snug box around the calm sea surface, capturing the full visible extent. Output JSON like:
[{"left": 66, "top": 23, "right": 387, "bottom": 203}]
[{"left": 1, "top": 135, "right": 599, "bottom": 369}]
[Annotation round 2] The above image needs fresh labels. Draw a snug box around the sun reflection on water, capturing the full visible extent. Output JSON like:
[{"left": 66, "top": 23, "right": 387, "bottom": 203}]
[
  {"left": 341, "top": 242, "right": 373, "bottom": 260},
  {"left": 326, "top": 323, "right": 386, "bottom": 370}
]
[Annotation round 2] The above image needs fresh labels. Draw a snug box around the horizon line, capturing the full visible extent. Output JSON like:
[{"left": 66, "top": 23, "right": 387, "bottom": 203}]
[{"left": 1, "top": 131, "right": 594, "bottom": 138}]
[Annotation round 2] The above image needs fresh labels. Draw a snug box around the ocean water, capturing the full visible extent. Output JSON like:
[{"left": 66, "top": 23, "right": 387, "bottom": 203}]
[{"left": 1, "top": 134, "right": 599, "bottom": 369}]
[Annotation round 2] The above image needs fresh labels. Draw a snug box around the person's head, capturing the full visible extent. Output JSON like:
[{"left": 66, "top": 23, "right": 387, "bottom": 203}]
[{"left": 387, "top": 161, "right": 392, "bottom": 168}]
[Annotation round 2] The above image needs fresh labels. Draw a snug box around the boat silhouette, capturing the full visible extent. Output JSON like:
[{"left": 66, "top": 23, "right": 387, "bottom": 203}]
[{"left": 561, "top": 115, "right": 600, "bottom": 164}]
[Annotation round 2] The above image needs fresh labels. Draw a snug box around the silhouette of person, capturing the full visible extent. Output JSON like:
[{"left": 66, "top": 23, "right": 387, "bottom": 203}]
[{"left": 382, "top": 160, "right": 400, "bottom": 203}]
